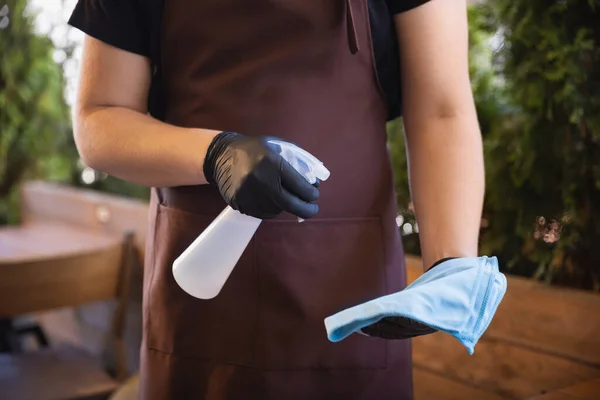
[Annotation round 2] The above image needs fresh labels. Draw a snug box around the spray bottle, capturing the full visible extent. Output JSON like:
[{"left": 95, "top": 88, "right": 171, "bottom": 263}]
[{"left": 172, "top": 140, "right": 330, "bottom": 299}]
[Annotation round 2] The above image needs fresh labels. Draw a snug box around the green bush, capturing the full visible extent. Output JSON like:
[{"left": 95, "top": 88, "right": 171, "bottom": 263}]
[
  {"left": 0, "top": 1, "right": 149, "bottom": 225},
  {"left": 481, "top": 0, "right": 600, "bottom": 290},
  {"left": 0, "top": 0, "right": 76, "bottom": 224}
]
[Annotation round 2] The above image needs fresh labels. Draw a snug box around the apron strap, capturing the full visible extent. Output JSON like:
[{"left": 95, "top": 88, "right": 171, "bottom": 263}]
[
  {"left": 145, "top": 0, "right": 166, "bottom": 121},
  {"left": 346, "top": 0, "right": 360, "bottom": 54}
]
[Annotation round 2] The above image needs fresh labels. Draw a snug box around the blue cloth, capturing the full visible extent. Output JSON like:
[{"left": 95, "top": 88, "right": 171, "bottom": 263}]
[{"left": 324, "top": 256, "right": 507, "bottom": 354}]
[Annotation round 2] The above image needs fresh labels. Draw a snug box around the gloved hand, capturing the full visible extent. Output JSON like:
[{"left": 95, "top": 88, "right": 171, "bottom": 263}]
[
  {"left": 203, "top": 132, "right": 321, "bottom": 220},
  {"left": 359, "top": 257, "right": 457, "bottom": 340}
]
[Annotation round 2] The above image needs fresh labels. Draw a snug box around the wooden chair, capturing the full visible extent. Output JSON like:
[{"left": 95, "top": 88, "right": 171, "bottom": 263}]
[
  {"left": 0, "top": 231, "right": 135, "bottom": 400},
  {"left": 17, "top": 180, "right": 150, "bottom": 373}
]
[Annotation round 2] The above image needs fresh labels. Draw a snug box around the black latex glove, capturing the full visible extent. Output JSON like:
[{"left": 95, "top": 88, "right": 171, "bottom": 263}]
[
  {"left": 203, "top": 132, "right": 320, "bottom": 220},
  {"left": 360, "top": 257, "right": 457, "bottom": 340}
]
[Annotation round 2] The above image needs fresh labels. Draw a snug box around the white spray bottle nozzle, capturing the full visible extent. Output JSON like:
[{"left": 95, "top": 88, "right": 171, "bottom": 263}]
[
  {"left": 268, "top": 140, "right": 331, "bottom": 184},
  {"left": 172, "top": 141, "right": 330, "bottom": 299}
]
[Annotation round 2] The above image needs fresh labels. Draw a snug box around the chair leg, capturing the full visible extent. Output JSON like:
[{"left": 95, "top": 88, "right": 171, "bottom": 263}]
[
  {"left": 0, "top": 318, "right": 22, "bottom": 353},
  {"left": 0, "top": 318, "right": 11, "bottom": 352},
  {"left": 14, "top": 324, "right": 50, "bottom": 348}
]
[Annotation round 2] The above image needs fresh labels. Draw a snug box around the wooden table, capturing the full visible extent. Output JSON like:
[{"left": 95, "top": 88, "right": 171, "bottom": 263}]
[
  {"left": 0, "top": 221, "right": 123, "bottom": 352},
  {"left": 0, "top": 221, "right": 122, "bottom": 261},
  {"left": 528, "top": 378, "right": 600, "bottom": 399},
  {"left": 406, "top": 256, "right": 600, "bottom": 400}
]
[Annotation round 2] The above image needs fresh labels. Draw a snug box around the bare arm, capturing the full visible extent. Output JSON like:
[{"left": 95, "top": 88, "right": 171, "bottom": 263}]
[
  {"left": 72, "top": 36, "right": 220, "bottom": 187},
  {"left": 394, "top": 0, "right": 484, "bottom": 270}
]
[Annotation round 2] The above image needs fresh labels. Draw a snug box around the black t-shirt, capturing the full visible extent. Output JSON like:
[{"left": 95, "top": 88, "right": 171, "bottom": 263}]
[
  {"left": 68, "top": 0, "right": 153, "bottom": 58},
  {"left": 68, "top": 0, "right": 430, "bottom": 59}
]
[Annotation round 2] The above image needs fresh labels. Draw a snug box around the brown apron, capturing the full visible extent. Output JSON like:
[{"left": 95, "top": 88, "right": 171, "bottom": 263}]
[{"left": 140, "top": 0, "right": 413, "bottom": 398}]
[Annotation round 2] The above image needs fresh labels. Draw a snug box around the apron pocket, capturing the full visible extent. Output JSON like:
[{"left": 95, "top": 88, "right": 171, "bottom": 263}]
[
  {"left": 146, "top": 204, "right": 258, "bottom": 366},
  {"left": 256, "top": 217, "right": 388, "bottom": 370}
]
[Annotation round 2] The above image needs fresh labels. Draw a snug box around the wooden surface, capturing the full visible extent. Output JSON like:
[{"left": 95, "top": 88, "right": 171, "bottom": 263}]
[
  {"left": 0, "top": 221, "right": 121, "bottom": 261},
  {"left": 529, "top": 378, "right": 600, "bottom": 399},
  {"left": 0, "top": 220, "right": 127, "bottom": 318},
  {"left": 18, "top": 181, "right": 149, "bottom": 296},
  {"left": 529, "top": 393, "right": 582, "bottom": 400},
  {"left": 413, "top": 333, "right": 599, "bottom": 399},
  {"left": 0, "top": 236, "right": 124, "bottom": 317},
  {"left": 406, "top": 256, "right": 600, "bottom": 400},
  {"left": 20, "top": 181, "right": 149, "bottom": 265},
  {"left": 413, "top": 368, "right": 508, "bottom": 400},
  {"left": 561, "top": 378, "right": 600, "bottom": 398},
  {"left": 484, "top": 276, "right": 600, "bottom": 366}
]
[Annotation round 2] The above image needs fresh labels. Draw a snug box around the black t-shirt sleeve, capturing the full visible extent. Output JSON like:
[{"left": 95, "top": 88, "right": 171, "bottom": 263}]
[
  {"left": 385, "top": 0, "right": 432, "bottom": 14},
  {"left": 68, "top": 0, "right": 149, "bottom": 57}
]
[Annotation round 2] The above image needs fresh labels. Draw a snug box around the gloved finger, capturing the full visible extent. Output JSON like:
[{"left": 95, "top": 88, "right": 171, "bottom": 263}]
[
  {"left": 361, "top": 322, "right": 409, "bottom": 339},
  {"left": 279, "top": 158, "right": 320, "bottom": 202},
  {"left": 313, "top": 178, "right": 321, "bottom": 188},
  {"left": 274, "top": 187, "right": 319, "bottom": 219},
  {"left": 361, "top": 317, "right": 436, "bottom": 340},
  {"left": 427, "top": 257, "right": 458, "bottom": 271}
]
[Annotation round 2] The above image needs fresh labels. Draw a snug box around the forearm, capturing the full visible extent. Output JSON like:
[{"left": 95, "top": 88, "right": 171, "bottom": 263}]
[
  {"left": 74, "top": 106, "right": 220, "bottom": 187},
  {"left": 403, "top": 112, "right": 484, "bottom": 270}
]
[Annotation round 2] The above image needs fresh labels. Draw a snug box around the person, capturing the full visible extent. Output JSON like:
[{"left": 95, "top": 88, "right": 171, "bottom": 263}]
[{"left": 68, "top": 0, "right": 484, "bottom": 398}]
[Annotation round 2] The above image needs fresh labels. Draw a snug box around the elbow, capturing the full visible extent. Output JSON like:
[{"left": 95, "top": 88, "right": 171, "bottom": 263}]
[
  {"left": 429, "top": 91, "right": 477, "bottom": 122},
  {"left": 76, "top": 144, "right": 104, "bottom": 173},
  {"left": 407, "top": 79, "right": 478, "bottom": 123},
  {"left": 71, "top": 106, "right": 109, "bottom": 172},
  {"left": 431, "top": 102, "right": 469, "bottom": 121},
  {"left": 402, "top": 94, "right": 481, "bottom": 144}
]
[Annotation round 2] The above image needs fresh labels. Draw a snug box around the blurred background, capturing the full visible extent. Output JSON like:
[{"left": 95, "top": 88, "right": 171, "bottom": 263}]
[{"left": 1, "top": 0, "right": 599, "bottom": 399}]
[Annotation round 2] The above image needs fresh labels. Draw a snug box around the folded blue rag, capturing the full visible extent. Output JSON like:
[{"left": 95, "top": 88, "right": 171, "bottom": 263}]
[{"left": 324, "top": 256, "right": 507, "bottom": 354}]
